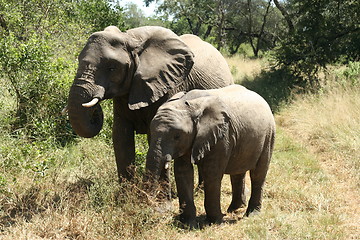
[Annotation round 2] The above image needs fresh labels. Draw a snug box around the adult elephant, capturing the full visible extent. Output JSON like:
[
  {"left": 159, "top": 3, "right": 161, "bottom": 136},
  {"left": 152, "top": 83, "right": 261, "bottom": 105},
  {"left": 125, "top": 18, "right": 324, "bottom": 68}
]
[{"left": 66, "top": 26, "right": 234, "bottom": 180}]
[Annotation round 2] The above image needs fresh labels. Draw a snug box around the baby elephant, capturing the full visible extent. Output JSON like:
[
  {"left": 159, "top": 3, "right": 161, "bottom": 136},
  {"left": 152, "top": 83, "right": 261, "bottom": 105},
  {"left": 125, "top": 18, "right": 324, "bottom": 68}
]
[{"left": 145, "top": 85, "right": 275, "bottom": 226}]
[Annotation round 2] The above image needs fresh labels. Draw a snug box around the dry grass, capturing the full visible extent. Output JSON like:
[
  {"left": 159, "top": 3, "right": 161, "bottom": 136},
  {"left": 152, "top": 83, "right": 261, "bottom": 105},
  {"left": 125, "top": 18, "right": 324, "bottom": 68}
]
[
  {"left": 276, "top": 84, "right": 360, "bottom": 238},
  {"left": 1, "top": 60, "right": 359, "bottom": 239},
  {"left": 226, "top": 55, "right": 266, "bottom": 83}
]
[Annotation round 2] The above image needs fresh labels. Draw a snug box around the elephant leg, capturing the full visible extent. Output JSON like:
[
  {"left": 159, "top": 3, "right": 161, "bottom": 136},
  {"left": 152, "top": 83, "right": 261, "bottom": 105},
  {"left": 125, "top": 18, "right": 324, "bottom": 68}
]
[
  {"left": 113, "top": 123, "right": 135, "bottom": 181},
  {"left": 201, "top": 157, "right": 225, "bottom": 223},
  {"left": 113, "top": 99, "right": 135, "bottom": 181},
  {"left": 227, "top": 173, "right": 247, "bottom": 213},
  {"left": 245, "top": 145, "right": 272, "bottom": 217},
  {"left": 174, "top": 156, "right": 196, "bottom": 227},
  {"left": 202, "top": 172, "right": 224, "bottom": 223}
]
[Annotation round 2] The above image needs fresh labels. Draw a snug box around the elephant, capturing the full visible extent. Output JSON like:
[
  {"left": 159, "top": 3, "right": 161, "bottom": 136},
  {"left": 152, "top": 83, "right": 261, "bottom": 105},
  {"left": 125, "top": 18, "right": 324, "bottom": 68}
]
[
  {"left": 66, "top": 26, "right": 234, "bottom": 180},
  {"left": 145, "top": 84, "right": 275, "bottom": 226}
]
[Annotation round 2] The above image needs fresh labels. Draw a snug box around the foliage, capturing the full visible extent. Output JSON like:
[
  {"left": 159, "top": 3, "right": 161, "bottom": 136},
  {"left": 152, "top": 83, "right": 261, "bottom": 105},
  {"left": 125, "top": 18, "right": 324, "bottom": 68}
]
[
  {"left": 0, "top": 32, "right": 75, "bottom": 144},
  {"left": 158, "top": 0, "right": 216, "bottom": 38},
  {"left": 150, "top": 0, "right": 359, "bottom": 87},
  {"left": 0, "top": 0, "right": 84, "bottom": 145},
  {"left": 0, "top": 0, "right": 74, "bottom": 38},
  {"left": 123, "top": 2, "right": 165, "bottom": 29},
  {"left": 224, "top": 0, "right": 285, "bottom": 56},
  {"left": 336, "top": 61, "right": 360, "bottom": 86},
  {"left": 72, "top": 0, "right": 126, "bottom": 32},
  {"left": 154, "top": 0, "right": 286, "bottom": 55},
  {"left": 274, "top": 0, "right": 360, "bottom": 86}
]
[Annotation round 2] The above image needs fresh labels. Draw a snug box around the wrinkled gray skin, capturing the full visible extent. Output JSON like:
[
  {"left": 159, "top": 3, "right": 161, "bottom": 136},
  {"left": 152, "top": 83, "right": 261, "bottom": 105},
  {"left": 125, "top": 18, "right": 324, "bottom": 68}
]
[
  {"left": 146, "top": 85, "right": 275, "bottom": 226},
  {"left": 67, "top": 26, "right": 233, "bottom": 180}
]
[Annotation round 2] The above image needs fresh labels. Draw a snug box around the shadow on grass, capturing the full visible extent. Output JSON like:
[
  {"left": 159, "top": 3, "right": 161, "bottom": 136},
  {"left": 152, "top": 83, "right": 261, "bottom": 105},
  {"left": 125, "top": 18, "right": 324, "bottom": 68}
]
[
  {"left": 173, "top": 213, "right": 242, "bottom": 230},
  {"left": 0, "top": 177, "right": 96, "bottom": 231},
  {"left": 239, "top": 68, "right": 302, "bottom": 113}
]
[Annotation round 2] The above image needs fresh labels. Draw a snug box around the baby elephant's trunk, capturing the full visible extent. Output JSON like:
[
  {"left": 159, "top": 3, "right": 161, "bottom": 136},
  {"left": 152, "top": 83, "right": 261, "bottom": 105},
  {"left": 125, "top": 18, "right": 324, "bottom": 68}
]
[{"left": 145, "top": 152, "right": 172, "bottom": 200}]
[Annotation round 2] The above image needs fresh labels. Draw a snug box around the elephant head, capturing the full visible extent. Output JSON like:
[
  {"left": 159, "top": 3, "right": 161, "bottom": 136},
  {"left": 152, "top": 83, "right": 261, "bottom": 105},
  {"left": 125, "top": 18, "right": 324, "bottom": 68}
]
[
  {"left": 67, "top": 26, "right": 194, "bottom": 138},
  {"left": 145, "top": 91, "right": 230, "bottom": 180}
]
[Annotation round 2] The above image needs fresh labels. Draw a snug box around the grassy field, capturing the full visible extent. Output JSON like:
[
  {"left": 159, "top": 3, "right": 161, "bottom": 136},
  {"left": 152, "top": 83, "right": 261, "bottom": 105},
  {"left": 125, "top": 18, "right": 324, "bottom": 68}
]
[{"left": 0, "top": 57, "right": 359, "bottom": 239}]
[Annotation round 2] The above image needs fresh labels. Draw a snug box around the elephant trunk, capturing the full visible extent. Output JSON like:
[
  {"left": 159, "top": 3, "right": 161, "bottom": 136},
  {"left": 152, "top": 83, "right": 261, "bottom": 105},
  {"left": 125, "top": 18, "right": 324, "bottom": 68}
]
[
  {"left": 145, "top": 150, "right": 172, "bottom": 199},
  {"left": 145, "top": 149, "right": 163, "bottom": 182},
  {"left": 67, "top": 79, "right": 105, "bottom": 138},
  {"left": 145, "top": 140, "right": 172, "bottom": 173}
]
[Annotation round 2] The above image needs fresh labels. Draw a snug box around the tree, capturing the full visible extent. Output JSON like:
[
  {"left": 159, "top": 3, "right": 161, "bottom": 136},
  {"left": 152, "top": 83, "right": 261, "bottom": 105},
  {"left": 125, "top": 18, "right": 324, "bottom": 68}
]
[
  {"left": 123, "top": 3, "right": 165, "bottom": 29},
  {"left": 231, "top": 0, "right": 277, "bottom": 56},
  {"left": 158, "top": 0, "right": 216, "bottom": 38},
  {"left": 155, "top": 0, "right": 284, "bottom": 54},
  {"left": 274, "top": 0, "right": 360, "bottom": 84},
  {"left": 273, "top": 0, "right": 294, "bottom": 33},
  {"left": 72, "top": 0, "right": 125, "bottom": 32},
  {"left": 224, "top": 0, "right": 284, "bottom": 56},
  {"left": 246, "top": 0, "right": 271, "bottom": 56},
  {"left": 124, "top": 3, "right": 146, "bottom": 28}
]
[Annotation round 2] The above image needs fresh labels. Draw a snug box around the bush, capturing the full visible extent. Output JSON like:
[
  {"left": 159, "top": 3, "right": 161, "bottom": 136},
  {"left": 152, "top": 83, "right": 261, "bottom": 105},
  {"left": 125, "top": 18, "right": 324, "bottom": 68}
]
[
  {"left": 0, "top": 0, "right": 130, "bottom": 146},
  {"left": 0, "top": 32, "right": 76, "bottom": 145},
  {"left": 340, "top": 61, "right": 360, "bottom": 85}
]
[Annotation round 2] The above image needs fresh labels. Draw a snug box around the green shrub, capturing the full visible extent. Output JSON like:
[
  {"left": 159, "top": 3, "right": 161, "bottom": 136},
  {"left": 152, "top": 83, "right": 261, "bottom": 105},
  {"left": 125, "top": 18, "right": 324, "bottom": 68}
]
[
  {"left": 0, "top": 32, "right": 76, "bottom": 145},
  {"left": 340, "top": 61, "right": 360, "bottom": 85}
]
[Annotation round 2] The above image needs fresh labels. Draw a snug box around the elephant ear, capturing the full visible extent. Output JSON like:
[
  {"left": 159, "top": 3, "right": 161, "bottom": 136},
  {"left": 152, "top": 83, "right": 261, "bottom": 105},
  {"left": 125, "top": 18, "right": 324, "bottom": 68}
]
[
  {"left": 128, "top": 27, "right": 194, "bottom": 110},
  {"left": 189, "top": 96, "right": 230, "bottom": 164}
]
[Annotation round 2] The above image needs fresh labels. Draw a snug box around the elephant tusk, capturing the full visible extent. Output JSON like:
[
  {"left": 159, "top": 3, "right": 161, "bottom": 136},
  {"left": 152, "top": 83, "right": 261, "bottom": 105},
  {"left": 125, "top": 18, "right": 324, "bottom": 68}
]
[
  {"left": 61, "top": 106, "right": 68, "bottom": 115},
  {"left": 82, "top": 98, "right": 99, "bottom": 108}
]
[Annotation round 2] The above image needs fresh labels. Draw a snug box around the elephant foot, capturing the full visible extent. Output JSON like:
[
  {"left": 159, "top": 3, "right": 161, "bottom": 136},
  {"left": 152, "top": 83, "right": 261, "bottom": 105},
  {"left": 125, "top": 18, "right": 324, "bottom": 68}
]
[
  {"left": 178, "top": 215, "right": 197, "bottom": 229},
  {"left": 244, "top": 205, "right": 261, "bottom": 217},
  {"left": 117, "top": 165, "right": 136, "bottom": 183},
  {"left": 205, "top": 214, "right": 224, "bottom": 225},
  {"left": 227, "top": 202, "right": 247, "bottom": 213}
]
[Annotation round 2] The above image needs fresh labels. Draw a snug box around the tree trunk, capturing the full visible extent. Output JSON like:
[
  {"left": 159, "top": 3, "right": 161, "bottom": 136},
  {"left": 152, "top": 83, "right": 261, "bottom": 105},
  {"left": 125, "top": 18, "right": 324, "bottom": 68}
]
[
  {"left": 216, "top": 1, "right": 226, "bottom": 51},
  {"left": 273, "top": 0, "right": 294, "bottom": 33}
]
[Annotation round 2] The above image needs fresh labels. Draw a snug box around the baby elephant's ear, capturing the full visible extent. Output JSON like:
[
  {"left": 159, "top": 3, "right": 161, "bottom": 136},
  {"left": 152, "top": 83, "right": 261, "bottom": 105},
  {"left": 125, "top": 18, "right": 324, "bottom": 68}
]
[{"left": 190, "top": 96, "right": 230, "bottom": 164}]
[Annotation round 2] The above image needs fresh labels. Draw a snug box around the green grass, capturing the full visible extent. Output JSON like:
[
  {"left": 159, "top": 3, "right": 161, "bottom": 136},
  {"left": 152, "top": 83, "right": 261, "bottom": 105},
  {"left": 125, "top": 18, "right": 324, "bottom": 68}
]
[{"left": 1, "top": 60, "right": 359, "bottom": 239}]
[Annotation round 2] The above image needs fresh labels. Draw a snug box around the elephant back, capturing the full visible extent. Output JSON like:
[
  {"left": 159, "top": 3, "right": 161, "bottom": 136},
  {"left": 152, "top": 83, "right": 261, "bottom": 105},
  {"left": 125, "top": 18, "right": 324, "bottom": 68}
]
[{"left": 180, "top": 34, "right": 234, "bottom": 90}]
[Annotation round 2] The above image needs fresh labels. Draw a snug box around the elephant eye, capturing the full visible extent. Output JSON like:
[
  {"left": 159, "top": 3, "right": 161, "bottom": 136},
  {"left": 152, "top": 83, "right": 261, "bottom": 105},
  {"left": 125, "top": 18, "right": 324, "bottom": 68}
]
[{"left": 109, "top": 67, "right": 116, "bottom": 72}]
